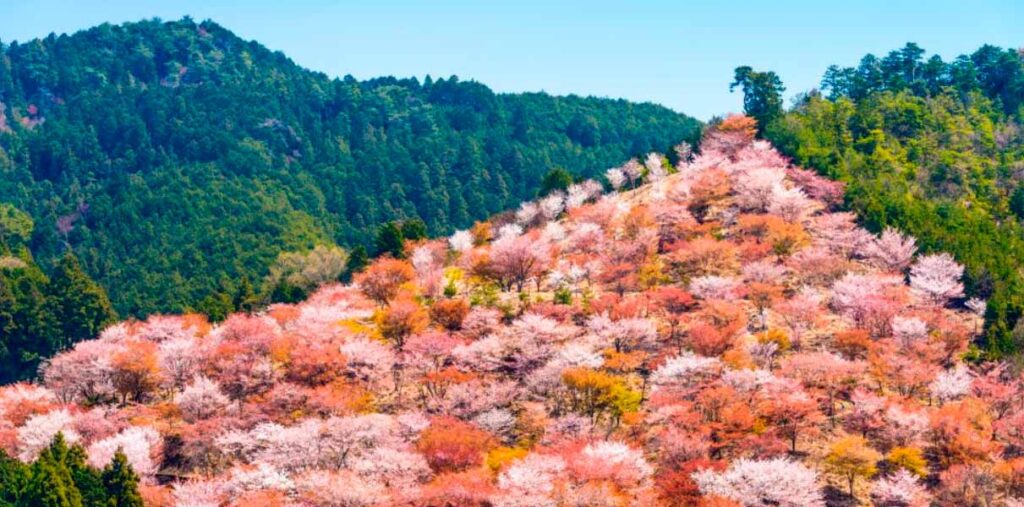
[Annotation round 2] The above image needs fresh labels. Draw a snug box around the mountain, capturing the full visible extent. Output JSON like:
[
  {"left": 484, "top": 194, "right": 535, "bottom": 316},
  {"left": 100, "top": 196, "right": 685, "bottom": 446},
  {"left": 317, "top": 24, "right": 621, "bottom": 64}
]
[
  {"left": 0, "top": 17, "right": 701, "bottom": 317},
  {"left": 743, "top": 44, "right": 1024, "bottom": 355},
  {"left": 0, "top": 119, "right": 1009, "bottom": 505}
]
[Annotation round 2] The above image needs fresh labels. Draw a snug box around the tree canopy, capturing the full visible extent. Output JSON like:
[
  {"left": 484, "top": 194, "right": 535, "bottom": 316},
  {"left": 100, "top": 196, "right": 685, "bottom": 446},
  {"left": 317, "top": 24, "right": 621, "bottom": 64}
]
[
  {"left": 736, "top": 43, "right": 1024, "bottom": 355},
  {"left": 0, "top": 17, "right": 701, "bottom": 319}
]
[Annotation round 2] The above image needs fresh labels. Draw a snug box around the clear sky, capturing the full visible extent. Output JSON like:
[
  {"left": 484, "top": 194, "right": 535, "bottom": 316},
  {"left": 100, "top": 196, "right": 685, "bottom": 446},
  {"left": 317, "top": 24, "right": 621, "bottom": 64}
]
[{"left": 1, "top": 0, "right": 1020, "bottom": 120}]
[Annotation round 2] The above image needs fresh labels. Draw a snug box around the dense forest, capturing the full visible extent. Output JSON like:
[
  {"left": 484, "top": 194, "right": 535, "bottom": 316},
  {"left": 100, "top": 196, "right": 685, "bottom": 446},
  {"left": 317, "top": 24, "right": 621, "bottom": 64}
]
[
  {"left": 733, "top": 43, "right": 1024, "bottom": 356},
  {"left": 0, "top": 17, "right": 701, "bottom": 319}
]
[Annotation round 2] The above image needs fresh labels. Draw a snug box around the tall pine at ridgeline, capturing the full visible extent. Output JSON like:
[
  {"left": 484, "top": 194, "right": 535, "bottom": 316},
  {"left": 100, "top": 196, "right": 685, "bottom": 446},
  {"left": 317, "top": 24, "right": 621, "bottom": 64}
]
[
  {"left": 731, "top": 43, "right": 1024, "bottom": 356},
  {"left": 0, "top": 17, "right": 702, "bottom": 320}
]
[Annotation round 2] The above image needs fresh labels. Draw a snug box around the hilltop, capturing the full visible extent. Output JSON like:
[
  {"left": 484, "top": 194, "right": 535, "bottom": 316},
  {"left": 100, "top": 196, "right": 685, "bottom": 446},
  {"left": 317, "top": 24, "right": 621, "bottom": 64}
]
[{"left": 1, "top": 117, "right": 1018, "bottom": 506}]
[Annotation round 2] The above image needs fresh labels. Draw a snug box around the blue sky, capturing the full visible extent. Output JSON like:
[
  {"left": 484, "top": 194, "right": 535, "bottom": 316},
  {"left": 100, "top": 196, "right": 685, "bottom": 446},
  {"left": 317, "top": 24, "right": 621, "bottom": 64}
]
[{"left": 1, "top": 0, "right": 1019, "bottom": 120}]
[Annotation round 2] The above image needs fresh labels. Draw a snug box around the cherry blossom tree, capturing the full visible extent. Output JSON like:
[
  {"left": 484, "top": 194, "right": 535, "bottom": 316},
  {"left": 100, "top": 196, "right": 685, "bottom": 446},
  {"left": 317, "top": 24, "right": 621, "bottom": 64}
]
[
  {"left": 811, "top": 212, "right": 874, "bottom": 259},
  {"left": 416, "top": 416, "right": 495, "bottom": 473},
  {"left": 177, "top": 376, "right": 230, "bottom": 422},
  {"left": 930, "top": 365, "right": 974, "bottom": 404},
  {"left": 42, "top": 339, "right": 120, "bottom": 404},
  {"left": 645, "top": 153, "right": 668, "bottom": 182},
  {"left": 87, "top": 425, "right": 162, "bottom": 480},
  {"left": 689, "top": 276, "right": 741, "bottom": 300},
  {"left": 831, "top": 273, "right": 905, "bottom": 333},
  {"left": 567, "top": 440, "right": 653, "bottom": 491},
  {"left": 621, "top": 159, "right": 643, "bottom": 188},
  {"left": 539, "top": 192, "right": 566, "bottom": 221},
  {"left": 734, "top": 167, "right": 786, "bottom": 211},
  {"left": 692, "top": 457, "right": 825, "bottom": 507},
  {"left": 377, "top": 295, "right": 429, "bottom": 348},
  {"left": 516, "top": 201, "right": 540, "bottom": 225},
  {"left": 449, "top": 230, "right": 474, "bottom": 253},
  {"left": 865, "top": 228, "right": 917, "bottom": 272},
  {"left": 775, "top": 291, "right": 823, "bottom": 347},
  {"left": 909, "top": 253, "right": 965, "bottom": 304},
  {"left": 605, "top": 168, "right": 626, "bottom": 191},
  {"left": 294, "top": 470, "right": 385, "bottom": 507},
  {"left": 489, "top": 233, "right": 552, "bottom": 291},
  {"left": 785, "top": 166, "right": 844, "bottom": 208},
  {"left": 355, "top": 258, "right": 416, "bottom": 305},
  {"left": 494, "top": 453, "right": 565, "bottom": 507},
  {"left": 650, "top": 353, "right": 721, "bottom": 392},
  {"left": 871, "top": 470, "right": 930, "bottom": 507},
  {"left": 17, "top": 408, "right": 81, "bottom": 461}
]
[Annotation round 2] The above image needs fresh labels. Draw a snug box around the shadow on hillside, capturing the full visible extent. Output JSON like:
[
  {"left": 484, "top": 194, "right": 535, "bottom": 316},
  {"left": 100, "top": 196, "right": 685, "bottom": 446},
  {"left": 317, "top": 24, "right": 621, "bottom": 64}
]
[{"left": 823, "top": 485, "right": 859, "bottom": 507}]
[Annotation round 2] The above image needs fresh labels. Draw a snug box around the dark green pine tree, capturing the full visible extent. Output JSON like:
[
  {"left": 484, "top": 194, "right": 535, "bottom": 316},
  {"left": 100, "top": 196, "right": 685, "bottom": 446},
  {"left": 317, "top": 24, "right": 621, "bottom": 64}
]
[
  {"left": 100, "top": 451, "right": 143, "bottom": 507},
  {"left": 0, "top": 261, "right": 57, "bottom": 382},
  {"left": 1010, "top": 185, "right": 1024, "bottom": 220},
  {"left": 399, "top": 219, "right": 428, "bottom": 242},
  {"left": 46, "top": 253, "right": 117, "bottom": 350},
  {"left": 196, "top": 290, "right": 234, "bottom": 322},
  {"left": 0, "top": 449, "right": 29, "bottom": 506},
  {"left": 65, "top": 445, "right": 105, "bottom": 507},
  {"left": 22, "top": 434, "right": 84, "bottom": 507},
  {"left": 232, "top": 275, "right": 260, "bottom": 313},
  {"left": 0, "top": 279, "right": 17, "bottom": 362},
  {"left": 268, "top": 278, "right": 306, "bottom": 305},
  {"left": 730, "top": 66, "right": 786, "bottom": 134},
  {"left": 343, "top": 245, "right": 369, "bottom": 282},
  {"left": 374, "top": 221, "right": 405, "bottom": 258},
  {"left": 539, "top": 167, "right": 573, "bottom": 196}
]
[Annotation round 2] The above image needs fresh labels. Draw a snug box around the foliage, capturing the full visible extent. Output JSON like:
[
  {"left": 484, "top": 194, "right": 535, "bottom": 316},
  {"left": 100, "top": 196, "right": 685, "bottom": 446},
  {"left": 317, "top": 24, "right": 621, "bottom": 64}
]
[
  {"left": 264, "top": 244, "right": 348, "bottom": 304},
  {"left": 0, "top": 224, "right": 115, "bottom": 382},
  {"left": 825, "top": 435, "right": 882, "bottom": 496},
  {"left": 754, "top": 43, "right": 1024, "bottom": 355},
  {"left": 4, "top": 123, "right": 1022, "bottom": 506},
  {"left": 0, "top": 17, "right": 701, "bottom": 320},
  {"left": 730, "top": 67, "right": 785, "bottom": 134}
]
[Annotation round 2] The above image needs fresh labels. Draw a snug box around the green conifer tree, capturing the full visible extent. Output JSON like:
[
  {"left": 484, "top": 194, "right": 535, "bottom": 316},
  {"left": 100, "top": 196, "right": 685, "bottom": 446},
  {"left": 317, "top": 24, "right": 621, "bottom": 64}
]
[
  {"left": 375, "top": 222, "right": 405, "bottom": 258},
  {"left": 23, "top": 434, "right": 83, "bottom": 507},
  {"left": 46, "top": 254, "right": 117, "bottom": 350},
  {"left": 100, "top": 451, "right": 143, "bottom": 507}
]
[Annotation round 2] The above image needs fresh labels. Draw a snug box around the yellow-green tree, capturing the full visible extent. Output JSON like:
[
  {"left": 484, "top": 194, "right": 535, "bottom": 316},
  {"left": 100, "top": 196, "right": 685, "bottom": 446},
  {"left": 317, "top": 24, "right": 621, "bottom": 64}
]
[
  {"left": 887, "top": 446, "right": 928, "bottom": 477},
  {"left": 562, "top": 367, "right": 641, "bottom": 428},
  {"left": 825, "top": 435, "right": 882, "bottom": 497}
]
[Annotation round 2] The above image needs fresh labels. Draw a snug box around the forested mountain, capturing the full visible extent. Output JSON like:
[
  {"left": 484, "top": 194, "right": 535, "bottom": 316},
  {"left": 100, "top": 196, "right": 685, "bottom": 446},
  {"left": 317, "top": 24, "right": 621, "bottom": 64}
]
[
  {"left": 733, "top": 44, "right": 1024, "bottom": 356},
  {"left": 0, "top": 17, "right": 701, "bottom": 318}
]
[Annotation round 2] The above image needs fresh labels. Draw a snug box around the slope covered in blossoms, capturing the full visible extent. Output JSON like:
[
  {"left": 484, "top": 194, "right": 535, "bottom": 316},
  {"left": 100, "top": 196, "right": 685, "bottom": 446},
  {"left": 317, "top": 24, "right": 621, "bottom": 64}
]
[{"left": 2, "top": 115, "right": 1019, "bottom": 506}]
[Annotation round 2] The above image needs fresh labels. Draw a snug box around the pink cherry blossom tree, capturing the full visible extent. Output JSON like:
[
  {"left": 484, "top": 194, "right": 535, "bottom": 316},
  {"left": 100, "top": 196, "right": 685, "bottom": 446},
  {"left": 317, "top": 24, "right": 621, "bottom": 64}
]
[
  {"left": 692, "top": 457, "right": 825, "bottom": 507},
  {"left": 909, "top": 253, "right": 965, "bottom": 305}
]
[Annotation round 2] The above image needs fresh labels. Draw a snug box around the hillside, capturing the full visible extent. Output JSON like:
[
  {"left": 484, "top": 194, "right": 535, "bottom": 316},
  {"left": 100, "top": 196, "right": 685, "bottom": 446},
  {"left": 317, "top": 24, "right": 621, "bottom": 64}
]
[
  {"left": 755, "top": 44, "right": 1024, "bottom": 355},
  {"left": 0, "top": 17, "right": 701, "bottom": 317},
  {"left": 2, "top": 118, "right": 1018, "bottom": 506}
]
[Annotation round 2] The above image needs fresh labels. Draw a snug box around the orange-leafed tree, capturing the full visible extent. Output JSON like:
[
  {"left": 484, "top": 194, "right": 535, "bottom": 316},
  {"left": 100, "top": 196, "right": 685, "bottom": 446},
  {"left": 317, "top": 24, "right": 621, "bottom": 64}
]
[
  {"left": 111, "top": 339, "right": 161, "bottom": 404},
  {"left": 377, "top": 295, "right": 429, "bottom": 348},
  {"left": 430, "top": 297, "right": 470, "bottom": 332},
  {"left": 929, "top": 397, "right": 1002, "bottom": 466},
  {"left": 356, "top": 257, "right": 416, "bottom": 305},
  {"left": 416, "top": 416, "right": 496, "bottom": 473}
]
